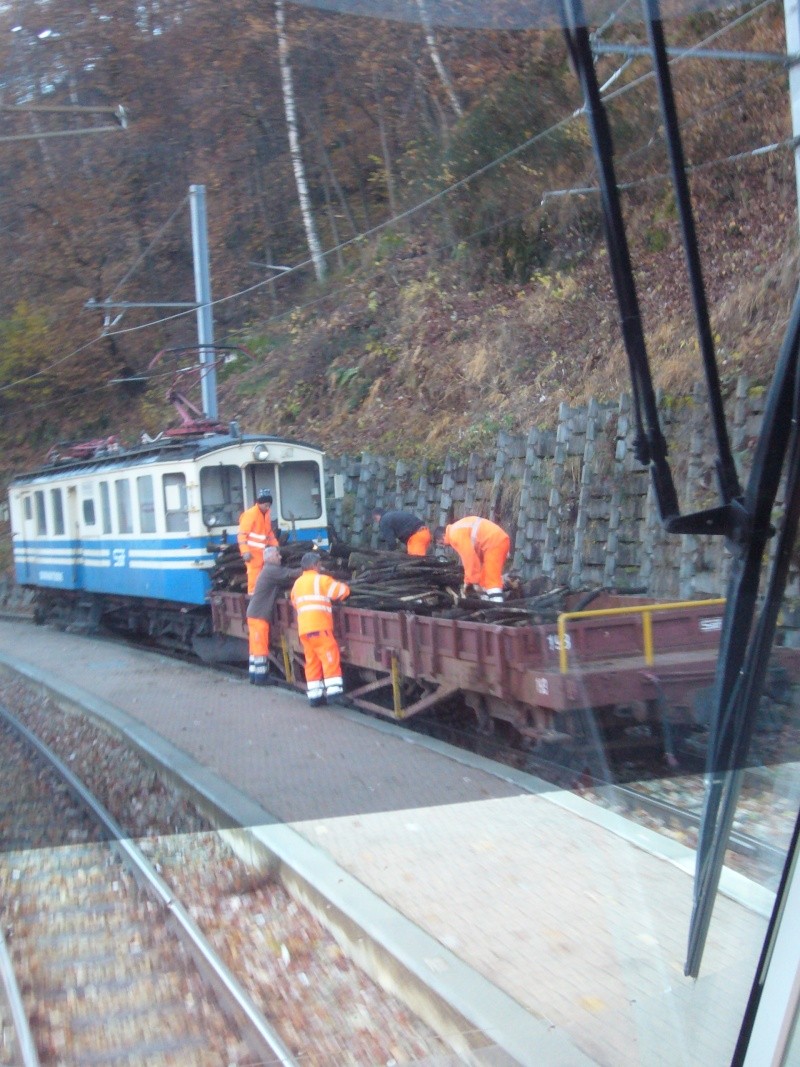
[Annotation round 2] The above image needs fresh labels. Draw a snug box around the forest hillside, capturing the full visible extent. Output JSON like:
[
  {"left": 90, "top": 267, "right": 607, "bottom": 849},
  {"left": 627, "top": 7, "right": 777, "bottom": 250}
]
[{"left": 0, "top": 0, "right": 797, "bottom": 488}]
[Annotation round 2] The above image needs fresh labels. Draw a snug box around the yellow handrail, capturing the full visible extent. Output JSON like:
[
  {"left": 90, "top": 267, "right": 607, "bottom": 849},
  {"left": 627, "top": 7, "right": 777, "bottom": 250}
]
[{"left": 556, "top": 598, "right": 726, "bottom": 674}]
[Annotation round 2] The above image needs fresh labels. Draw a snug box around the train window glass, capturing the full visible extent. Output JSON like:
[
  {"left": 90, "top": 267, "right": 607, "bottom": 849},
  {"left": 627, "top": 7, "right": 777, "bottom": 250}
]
[
  {"left": 277, "top": 461, "right": 322, "bottom": 521},
  {"left": 137, "top": 475, "right": 156, "bottom": 533},
  {"left": 23, "top": 496, "right": 32, "bottom": 521},
  {"left": 115, "top": 479, "right": 132, "bottom": 534},
  {"left": 81, "top": 491, "right": 96, "bottom": 527},
  {"left": 249, "top": 463, "right": 276, "bottom": 506},
  {"left": 200, "top": 465, "right": 243, "bottom": 527},
  {"left": 99, "top": 481, "right": 112, "bottom": 534},
  {"left": 163, "top": 473, "right": 189, "bottom": 532},
  {"left": 51, "top": 488, "right": 64, "bottom": 535},
  {"left": 34, "top": 490, "right": 46, "bottom": 534}
]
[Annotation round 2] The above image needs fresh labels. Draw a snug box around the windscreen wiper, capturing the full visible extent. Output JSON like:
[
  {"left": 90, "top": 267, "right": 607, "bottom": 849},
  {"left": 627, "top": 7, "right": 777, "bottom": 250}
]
[{"left": 561, "top": 0, "right": 800, "bottom": 976}]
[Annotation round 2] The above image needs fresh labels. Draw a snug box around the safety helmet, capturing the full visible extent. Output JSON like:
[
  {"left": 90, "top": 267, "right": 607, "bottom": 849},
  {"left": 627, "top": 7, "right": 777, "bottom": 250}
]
[{"left": 256, "top": 489, "right": 273, "bottom": 504}]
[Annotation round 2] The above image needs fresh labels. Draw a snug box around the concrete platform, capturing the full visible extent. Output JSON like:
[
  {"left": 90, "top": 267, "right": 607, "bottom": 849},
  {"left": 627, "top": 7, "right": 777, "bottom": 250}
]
[{"left": 0, "top": 620, "right": 777, "bottom": 1066}]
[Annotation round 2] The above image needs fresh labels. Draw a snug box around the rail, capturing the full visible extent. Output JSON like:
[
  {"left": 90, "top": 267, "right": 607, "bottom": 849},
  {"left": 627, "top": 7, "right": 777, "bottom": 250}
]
[
  {"left": 556, "top": 598, "right": 726, "bottom": 674},
  {"left": 0, "top": 703, "right": 300, "bottom": 1067}
]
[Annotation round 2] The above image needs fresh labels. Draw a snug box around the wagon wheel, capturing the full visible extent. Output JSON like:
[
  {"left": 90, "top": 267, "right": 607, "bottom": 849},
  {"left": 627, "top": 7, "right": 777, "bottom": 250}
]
[{"left": 526, "top": 707, "right": 613, "bottom": 789}]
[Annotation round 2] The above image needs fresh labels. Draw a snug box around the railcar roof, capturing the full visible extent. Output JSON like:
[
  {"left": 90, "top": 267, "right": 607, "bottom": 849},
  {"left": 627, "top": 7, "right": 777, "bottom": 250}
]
[{"left": 9, "top": 430, "right": 325, "bottom": 485}]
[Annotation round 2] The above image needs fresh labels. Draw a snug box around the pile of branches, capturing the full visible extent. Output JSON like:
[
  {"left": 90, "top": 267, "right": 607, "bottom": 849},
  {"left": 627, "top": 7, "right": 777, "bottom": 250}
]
[{"left": 209, "top": 540, "right": 586, "bottom": 626}]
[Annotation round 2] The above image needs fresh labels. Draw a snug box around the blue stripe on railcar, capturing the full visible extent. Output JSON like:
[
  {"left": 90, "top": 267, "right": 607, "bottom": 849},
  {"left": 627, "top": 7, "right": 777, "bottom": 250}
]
[{"left": 13, "top": 537, "right": 216, "bottom": 606}]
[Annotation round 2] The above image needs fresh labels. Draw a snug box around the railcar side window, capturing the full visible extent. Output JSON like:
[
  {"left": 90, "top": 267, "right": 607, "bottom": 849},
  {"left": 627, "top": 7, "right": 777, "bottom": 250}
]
[
  {"left": 51, "top": 488, "right": 65, "bottom": 535},
  {"left": 23, "top": 496, "right": 32, "bottom": 522},
  {"left": 34, "top": 490, "right": 46, "bottom": 535},
  {"left": 137, "top": 475, "right": 156, "bottom": 533},
  {"left": 277, "top": 461, "right": 323, "bottom": 521},
  {"left": 115, "top": 479, "right": 133, "bottom": 534},
  {"left": 200, "top": 465, "right": 243, "bottom": 527},
  {"left": 163, "top": 473, "right": 189, "bottom": 532},
  {"left": 99, "top": 481, "right": 112, "bottom": 535}
]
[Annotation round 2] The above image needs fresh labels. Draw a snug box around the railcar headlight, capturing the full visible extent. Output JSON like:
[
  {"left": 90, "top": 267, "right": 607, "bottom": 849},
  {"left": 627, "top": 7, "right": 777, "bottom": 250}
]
[{"left": 253, "top": 443, "right": 270, "bottom": 461}]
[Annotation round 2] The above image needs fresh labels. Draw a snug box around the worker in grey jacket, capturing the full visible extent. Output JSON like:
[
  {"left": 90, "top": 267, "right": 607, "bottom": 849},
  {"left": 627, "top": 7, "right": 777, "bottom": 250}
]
[
  {"left": 245, "top": 547, "right": 301, "bottom": 685},
  {"left": 372, "top": 508, "right": 431, "bottom": 556}
]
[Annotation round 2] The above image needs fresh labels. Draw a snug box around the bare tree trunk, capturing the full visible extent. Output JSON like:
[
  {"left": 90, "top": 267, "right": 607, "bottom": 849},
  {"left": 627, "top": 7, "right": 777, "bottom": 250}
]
[
  {"left": 304, "top": 107, "right": 359, "bottom": 238},
  {"left": 319, "top": 170, "right": 345, "bottom": 270},
  {"left": 415, "top": 0, "right": 463, "bottom": 120},
  {"left": 274, "top": 0, "right": 326, "bottom": 282},
  {"left": 373, "top": 77, "right": 398, "bottom": 219},
  {"left": 250, "top": 167, "right": 282, "bottom": 314}
]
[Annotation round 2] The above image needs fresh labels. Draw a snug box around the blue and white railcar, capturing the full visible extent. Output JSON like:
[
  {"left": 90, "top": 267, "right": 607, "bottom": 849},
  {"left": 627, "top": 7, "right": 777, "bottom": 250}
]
[{"left": 9, "top": 428, "right": 328, "bottom": 617}]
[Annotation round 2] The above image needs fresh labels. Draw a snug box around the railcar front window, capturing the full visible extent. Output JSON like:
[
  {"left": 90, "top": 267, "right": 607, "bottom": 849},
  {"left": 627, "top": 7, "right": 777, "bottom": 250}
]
[
  {"left": 50, "top": 488, "right": 64, "bottom": 535},
  {"left": 248, "top": 463, "right": 276, "bottom": 506},
  {"left": 277, "top": 461, "right": 322, "bottom": 521},
  {"left": 200, "top": 465, "right": 243, "bottom": 528},
  {"left": 163, "top": 473, "right": 189, "bottom": 532},
  {"left": 137, "top": 475, "right": 156, "bottom": 533}
]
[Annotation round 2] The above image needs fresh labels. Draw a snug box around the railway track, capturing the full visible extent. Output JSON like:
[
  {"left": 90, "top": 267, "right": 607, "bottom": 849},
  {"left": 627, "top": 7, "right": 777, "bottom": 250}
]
[
  {"left": 0, "top": 708, "right": 298, "bottom": 1066},
  {"left": 0, "top": 698, "right": 450, "bottom": 1066}
]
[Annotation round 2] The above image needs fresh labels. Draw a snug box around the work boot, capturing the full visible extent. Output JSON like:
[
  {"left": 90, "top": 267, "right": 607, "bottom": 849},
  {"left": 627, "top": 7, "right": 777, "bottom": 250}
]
[
  {"left": 308, "top": 695, "right": 326, "bottom": 708},
  {"left": 253, "top": 663, "right": 272, "bottom": 687}
]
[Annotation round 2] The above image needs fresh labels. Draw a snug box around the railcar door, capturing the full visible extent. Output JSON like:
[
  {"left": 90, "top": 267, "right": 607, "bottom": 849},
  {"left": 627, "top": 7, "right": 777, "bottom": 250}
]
[
  {"left": 13, "top": 491, "right": 36, "bottom": 583},
  {"left": 66, "top": 484, "right": 80, "bottom": 587},
  {"left": 246, "top": 462, "right": 277, "bottom": 506}
]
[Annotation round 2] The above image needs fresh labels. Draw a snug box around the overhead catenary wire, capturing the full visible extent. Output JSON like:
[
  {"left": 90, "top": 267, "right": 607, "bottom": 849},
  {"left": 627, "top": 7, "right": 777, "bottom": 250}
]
[
  {"left": 105, "top": 195, "right": 190, "bottom": 301},
  {"left": 0, "top": 0, "right": 785, "bottom": 396}
]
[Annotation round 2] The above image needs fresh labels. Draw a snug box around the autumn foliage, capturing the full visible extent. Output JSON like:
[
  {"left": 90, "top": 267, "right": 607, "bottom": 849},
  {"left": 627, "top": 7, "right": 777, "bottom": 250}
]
[{"left": 0, "top": 0, "right": 795, "bottom": 475}]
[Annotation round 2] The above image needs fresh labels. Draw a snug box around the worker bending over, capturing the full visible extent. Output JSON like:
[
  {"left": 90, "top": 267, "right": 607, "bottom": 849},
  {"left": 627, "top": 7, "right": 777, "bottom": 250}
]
[
  {"left": 238, "top": 489, "right": 279, "bottom": 594},
  {"left": 372, "top": 508, "right": 431, "bottom": 556},
  {"left": 435, "top": 516, "right": 511, "bottom": 602},
  {"left": 290, "top": 552, "right": 351, "bottom": 707},
  {"left": 245, "top": 547, "right": 300, "bottom": 686}
]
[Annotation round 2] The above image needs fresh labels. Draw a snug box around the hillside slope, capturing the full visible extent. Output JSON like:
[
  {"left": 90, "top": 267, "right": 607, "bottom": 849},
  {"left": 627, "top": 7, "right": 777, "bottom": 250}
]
[{"left": 216, "top": 152, "right": 798, "bottom": 462}]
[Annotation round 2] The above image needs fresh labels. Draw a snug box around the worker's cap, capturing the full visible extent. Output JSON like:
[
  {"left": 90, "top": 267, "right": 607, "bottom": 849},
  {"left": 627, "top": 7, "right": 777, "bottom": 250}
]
[
  {"left": 301, "top": 551, "right": 321, "bottom": 569},
  {"left": 264, "top": 546, "right": 281, "bottom": 563},
  {"left": 256, "top": 489, "right": 273, "bottom": 504}
]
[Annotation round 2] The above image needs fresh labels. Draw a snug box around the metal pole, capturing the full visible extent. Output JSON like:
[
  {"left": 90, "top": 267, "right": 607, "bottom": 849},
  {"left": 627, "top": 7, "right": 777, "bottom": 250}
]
[
  {"left": 189, "top": 184, "right": 217, "bottom": 418},
  {"left": 784, "top": 0, "right": 800, "bottom": 230}
]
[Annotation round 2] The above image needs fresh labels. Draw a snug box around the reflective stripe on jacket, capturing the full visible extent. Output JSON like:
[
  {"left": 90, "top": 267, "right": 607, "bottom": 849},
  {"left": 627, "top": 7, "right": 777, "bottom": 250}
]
[
  {"left": 237, "top": 504, "right": 278, "bottom": 555},
  {"left": 290, "top": 570, "right": 351, "bottom": 636}
]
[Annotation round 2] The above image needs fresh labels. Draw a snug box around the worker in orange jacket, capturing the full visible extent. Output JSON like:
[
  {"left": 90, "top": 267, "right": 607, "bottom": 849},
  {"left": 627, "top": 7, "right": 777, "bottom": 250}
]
[
  {"left": 435, "top": 516, "right": 511, "bottom": 602},
  {"left": 290, "top": 552, "right": 351, "bottom": 707},
  {"left": 238, "top": 489, "right": 279, "bottom": 594}
]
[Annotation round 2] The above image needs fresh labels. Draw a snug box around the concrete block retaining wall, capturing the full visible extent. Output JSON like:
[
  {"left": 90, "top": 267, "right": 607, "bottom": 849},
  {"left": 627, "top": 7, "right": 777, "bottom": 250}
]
[{"left": 325, "top": 376, "right": 792, "bottom": 602}]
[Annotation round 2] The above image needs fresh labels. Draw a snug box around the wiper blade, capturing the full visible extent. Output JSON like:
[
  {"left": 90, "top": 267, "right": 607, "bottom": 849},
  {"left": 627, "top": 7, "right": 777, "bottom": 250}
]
[{"left": 561, "top": 0, "right": 799, "bottom": 977}]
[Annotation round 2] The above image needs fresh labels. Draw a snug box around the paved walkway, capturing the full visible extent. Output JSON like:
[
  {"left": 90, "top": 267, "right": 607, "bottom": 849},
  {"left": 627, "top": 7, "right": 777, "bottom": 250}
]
[{"left": 0, "top": 620, "right": 778, "bottom": 1066}]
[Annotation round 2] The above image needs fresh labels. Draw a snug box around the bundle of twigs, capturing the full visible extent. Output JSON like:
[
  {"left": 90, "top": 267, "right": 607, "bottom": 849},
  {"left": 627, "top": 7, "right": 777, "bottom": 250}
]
[{"left": 208, "top": 541, "right": 594, "bottom": 627}]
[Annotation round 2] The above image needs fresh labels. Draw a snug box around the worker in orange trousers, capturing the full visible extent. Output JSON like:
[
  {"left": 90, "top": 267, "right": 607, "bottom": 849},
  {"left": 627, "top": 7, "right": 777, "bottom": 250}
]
[
  {"left": 435, "top": 516, "right": 511, "bottom": 602},
  {"left": 290, "top": 552, "right": 351, "bottom": 707}
]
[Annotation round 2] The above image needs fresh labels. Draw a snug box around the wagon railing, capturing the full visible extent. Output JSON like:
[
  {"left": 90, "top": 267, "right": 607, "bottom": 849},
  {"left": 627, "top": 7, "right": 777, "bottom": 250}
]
[{"left": 556, "top": 598, "right": 727, "bottom": 674}]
